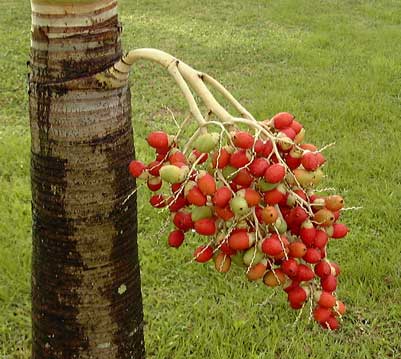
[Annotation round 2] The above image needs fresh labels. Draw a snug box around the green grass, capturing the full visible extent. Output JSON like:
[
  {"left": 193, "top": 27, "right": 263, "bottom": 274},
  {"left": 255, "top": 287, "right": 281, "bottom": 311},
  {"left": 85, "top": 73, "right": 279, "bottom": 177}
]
[{"left": 1, "top": 0, "right": 401, "bottom": 358}]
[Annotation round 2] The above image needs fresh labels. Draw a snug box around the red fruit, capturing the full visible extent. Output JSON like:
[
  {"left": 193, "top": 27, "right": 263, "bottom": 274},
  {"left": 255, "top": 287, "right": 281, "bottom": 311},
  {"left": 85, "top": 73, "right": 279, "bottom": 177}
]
[
  {"left": 186, "top": 186, "right": 207, "bottom": 206},
  {"left": 304, "top": 248, "right": 322, "bottom": 264},
  {"left": 233, "top": 168, "right": 253, "bottom": 187},
  {"left": 315, "top": 152, "right": 325, "bottom": 166},
  {"left": 246, "top": 263, "right": 268, "bottom": 281},
  {"left": 263, "top": 140, "right": 273, "bottom": 157},
  {"left": 215, "top": 206, "right": 234, "bottom": 221},
  {"left": 147, "top": 177, "right": 162, "bottom": 191},
  {"left": 261, "top": 236, "right": 284, "bottom": 256},
  {"left": 254, "top": 139, "right": 265, "bottom": 155},
  {"left": 301, "top": 152, "right": 320, "bottom": 171},
  {"left": 314, "top": 261, "right": 331, "bottom": 278},
  {"left": 194, "top": 245, "right": 214, "bottom": 263},
  {"left": 228, "top": 231, "right": 254, "bottom": 251},
  {"left": 264, "top": 164, "right": 285, "bottom": 183},
  {"left": 296, "top": 264, "right": 315, "bottom": 282},
  {"left": 300, "top": 222, "right": 317, "bottom": 246},
  {"left": 281, "top": 259, "right": 299, "bottom": 278},
  {"left": 314, "top": 230, "right": 329, "bottom": 248},
  {"left": 321, "top": 316, "right": 340, "bottom": 330},
  {"left": 283, "top": 280, "right": 301, "bottom": 293},
  {"left": 197, "top": 173, "right": 216, "bottom": 195},
  {"left": 244, "top": 188, "right": 261, "bottom": 207},
  {"left": 332, "top": 223, "right": 349, "bottom": 238},
  {"left": 272, "top": 112, "right": 294, "bottom": 129},
  {"left": 313, "top": 306, "right": 332, "bottom": 323},
  {"left": 288, "top": 286, "right": 308, "bottom": 305},
  {"left": 288, "top": 206, "right": 309, "bottom": 226},
  {"left": 171, "top": 183, "right": 182, "bottom": 194},
  {"left": 321, "top": 275, "right": 337, "bottom": 292},
  {"left": 169, "top": 151, "right": 187, "bottom": 165},
  {"left": 280, "top": 127, "right": 297, "bottom": 140},
  {"left": 173, "top": 211, "right": 193, "bottom": 231},
  {"left": 233, "top": 131, "right": 254, "bottom": 149},
  {"left": 290, "top": 120, "right": 303, "bottom": 134},
  {"left": 230, "top": 149, "right": 251, "bottom": 168},
  {"left": 249, "top": 158, "right": 269, "bottom": 177},
  {"left": 149, "top": 194, "right": 167, "bottom": 208},
  {"left": 168, "top": 230, "right": 185, "bottom": 248},
  {"left": 212, "top": 148, "right": 230, "bottom": 168},
  {"left": 148, "top": 160, "right": 163, "bottom": 176},
  {"left": 191, "top": 149, "right": 208, "bottom": 164},
  {"left": 168, "top": 195, "right": 187, "bottom": 212},
  {"left": 317, "top": 291, "right": 336, "bottom": 308},
  {"left": 213, "top": 187, "right": 232, "bottom": 208},
  {"left": 333, "top": 210, "right": 341, "bottom": 221},
  {"left": 129, "top": 160, "right": 147, "bottom": 178},
  {"left": 288, "top": 242, "right": 307, "bottom": 258},
  {"left": 220, "top": 241, "right": 237, "bottom": 256},
  {"left": 147, "top": 131, "right": 169, "bottom": 149},
  {"left": 264, "top": 186, "right": 286, "bottom": 205},
  {"left": 194, "top": 218, "right": 216, "bottom": 236},
  {"left": 285, "top": 154, "right": 302, "bottom": 170}
]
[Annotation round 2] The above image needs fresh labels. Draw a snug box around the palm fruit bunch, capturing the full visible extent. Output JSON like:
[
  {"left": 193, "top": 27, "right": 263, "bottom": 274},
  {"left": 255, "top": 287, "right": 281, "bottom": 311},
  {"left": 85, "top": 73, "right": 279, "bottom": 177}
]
[{"left": 129, "top": 112, "right": 348, "bottom": 330}]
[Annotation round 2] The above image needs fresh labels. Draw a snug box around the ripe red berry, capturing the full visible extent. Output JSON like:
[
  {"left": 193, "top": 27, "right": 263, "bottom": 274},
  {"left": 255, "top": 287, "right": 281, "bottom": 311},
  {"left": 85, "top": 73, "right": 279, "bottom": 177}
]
[
  {"left": 149, "top": 194, "right": 167, "bottom": 208},
  {"left": 129, "top": 160, "right": 147, "bottom": 178},
  {"left": 249, "top": 158, "right": 269, "bottom": 177},
  {"left": 186, "top": 186, "right": 207, "bottom": 206},
  {"left": 233, "top": 131, "right": 254, "bottom": 149},
  {"left": 290, "top": 120, "right": 303, "bottom": 134},
  {"left": 213, "top": 187, "right": 232, "bottom": 208},
  {"left": 233, "top": 168, "right": 253, "bottom": 187},
  {"left": 194, "top": 218, "right": 216, "bottom": 236},
  {"left": 244, "top": 188, "right": 261, "bottom": 207},
  {"left": 272, "top": 112, "right": 294, "bottom": 129},
  {"left": 288, "top": 286, "right": 308, "bottom": 305},
  {"left": 148, "top": 160, "right": 163, "bottom": 176},
  {"left": 280, "top": 258, "right": 299, "bottom": 278},
  {"left": 191, "top": 149, "right": 208, "bottom": 164},
  {"left": 173, "top": 211, "right": 193, "bottom": 231},
  {"left": 167, "top": 195, "right": 187, "bottom": 212},
  {"left": 301, "top": 152, "right": 320, "bottom": 171},
  {"left": 193, "top": 245, "right": 214, "bottom": 263},
  {"left": 313, "top": 306, "right": 332, "bottom": 323},
  {"left": 197, "top": 173, "right": 216, "bottom": 195},
  {"left": 169, "top": 150, "right": 187, "bottom": 165},
  {"left": 228, "top": 231, "right": 254, "bottom": 251},
  {"left": 300, "top": 222, "right": 317, "bottom": 246},
  {"left": 296, "top": 264, "right": 315, "bottom": 281},
  {"left": 168, "top": 230, "right": 185, "bottom": 248},
  {"left": 317, "top": 291, "right": 336, "bottom": 308},
  {"left": 263, "top": 186, "right": 286, "bottom": 205},
  {"left": 230, "top": 149, "right": 251, "bottom": 168},
  {"left": 314, "top": 230, "right": 329, "bottom": 248},
  {"left": 261, "top": 235, "right": 284, "bottom": 256},
  {"left": 321, "top": 275, "right": 337, "bottom": 292},
  {"left": 264, "top": 164, "right": 285, "bottom": 183},
  {"left": 263, "top": 140, "right": 273, "bottom": 157},
  {"left": 254, "top": 139, "right": 265, "bottom": 155},
  {"left": 215, "top": 206, "right": 234, "bottom": 221},
  {"left": 147, "top": 131, "right": 169, "bottom": 149},
  {"left": 220, "top": 241, "right": 237, "bottom": 256},
  {"left": 147, "top": 177, "right": 162, "bottom": 191},
  {"left": 314, "top": 260, "right": 331, "bottom": 278},
  {"left": 320, "top": 316, "right": 340, "bottom": 330},
  {"left": 331, "top": 223, "right": 349, "bottom": 238},
  {"left": 212, "top": 148, "right": 230, "bottom": 168},
  {"left": 285, "top": 153, "right": 302, "bottom": 170},
  {"left": 304, "top": 248, "right": 322, "bottom": 264}
]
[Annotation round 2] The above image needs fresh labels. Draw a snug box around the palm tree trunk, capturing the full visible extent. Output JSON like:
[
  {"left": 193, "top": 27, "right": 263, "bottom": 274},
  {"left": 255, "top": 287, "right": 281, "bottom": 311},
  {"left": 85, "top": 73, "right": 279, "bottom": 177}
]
[{"left": 29, "top": 0, "right": 145, "bottom": 357}]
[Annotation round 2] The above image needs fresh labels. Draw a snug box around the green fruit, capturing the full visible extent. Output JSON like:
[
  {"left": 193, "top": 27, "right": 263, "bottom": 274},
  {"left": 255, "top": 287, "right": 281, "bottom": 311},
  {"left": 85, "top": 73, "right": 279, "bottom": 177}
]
[
  {"left": 160, "top": 165, "right": 187, "bottom": 184},
  {"left": 191, "top": 206, "right": 213, "bottom": 222},
  {"left": 231, "top": 251, "right": 245, "bottom": 267},
  {"left": 257, "top": 179, "right": 279, "bottom": 192},
  {"left": 194, "top": 132, "right": 220, "bottom": 153},
  {"left": 222, "top": 165, "right": 236, "bottom": 180},
  {"left": 230, "top": 196, "right": 249, "bottom": 216},
  {"left": 243, "top": 247, "right": 264, "bottom": 266}
]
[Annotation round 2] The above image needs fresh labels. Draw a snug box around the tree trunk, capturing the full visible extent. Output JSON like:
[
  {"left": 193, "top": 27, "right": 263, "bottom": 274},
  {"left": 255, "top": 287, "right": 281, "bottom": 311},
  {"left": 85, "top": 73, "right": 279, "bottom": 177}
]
[{"left": 29, "top": 0, "right": 145, "bottom": 358}]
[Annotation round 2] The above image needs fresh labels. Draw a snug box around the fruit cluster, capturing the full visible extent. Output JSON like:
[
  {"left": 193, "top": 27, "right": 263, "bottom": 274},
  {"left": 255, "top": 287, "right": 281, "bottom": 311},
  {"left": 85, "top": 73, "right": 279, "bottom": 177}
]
[{"left": 129, "top": 112, "right": 348, "bottom": 330}]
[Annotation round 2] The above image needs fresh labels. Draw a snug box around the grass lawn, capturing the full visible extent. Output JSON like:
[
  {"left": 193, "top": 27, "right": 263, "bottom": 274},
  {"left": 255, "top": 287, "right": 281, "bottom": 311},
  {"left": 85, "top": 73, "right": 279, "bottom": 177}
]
[{"left": 1, "top": 0, "right": 401, "bottom": 358}]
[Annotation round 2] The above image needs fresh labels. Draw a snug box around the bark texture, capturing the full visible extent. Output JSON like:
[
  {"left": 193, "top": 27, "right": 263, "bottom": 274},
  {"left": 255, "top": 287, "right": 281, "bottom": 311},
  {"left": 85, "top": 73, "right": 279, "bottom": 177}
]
[{"left": 29, "top": 1, "right": 145, "bottom": 358}]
